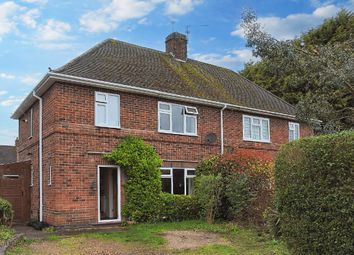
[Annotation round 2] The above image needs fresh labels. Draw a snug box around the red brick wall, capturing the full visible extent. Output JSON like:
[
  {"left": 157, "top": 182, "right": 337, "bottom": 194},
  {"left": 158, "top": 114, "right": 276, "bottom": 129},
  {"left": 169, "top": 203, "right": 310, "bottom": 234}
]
[{"left": 17, "top": 82, "right": 313, "bottom": 226}]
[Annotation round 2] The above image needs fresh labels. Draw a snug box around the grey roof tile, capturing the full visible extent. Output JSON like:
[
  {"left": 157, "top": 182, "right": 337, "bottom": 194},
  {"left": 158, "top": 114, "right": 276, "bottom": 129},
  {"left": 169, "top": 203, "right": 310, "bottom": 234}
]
[{"left": 54, "top": 39, "right": 295, "bottom": 115}]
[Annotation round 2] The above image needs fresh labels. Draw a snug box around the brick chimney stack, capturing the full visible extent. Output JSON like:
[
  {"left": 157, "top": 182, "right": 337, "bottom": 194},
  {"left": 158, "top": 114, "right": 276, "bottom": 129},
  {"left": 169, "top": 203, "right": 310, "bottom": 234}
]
[{"left": 165, "top": 32, "right": 188, "bottom": 61}]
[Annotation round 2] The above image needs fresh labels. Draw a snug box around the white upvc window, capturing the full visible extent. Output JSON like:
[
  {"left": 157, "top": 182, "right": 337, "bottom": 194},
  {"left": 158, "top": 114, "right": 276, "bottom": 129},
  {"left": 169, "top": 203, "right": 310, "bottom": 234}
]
[
  {"left": 161, "top": 168, "right": 196, "bottom": 195},
  {"left": 289, "top": 122, "right": 300, "bottom": 141},
  {"left": 158, "top": 102, "right": 198, "bottom": 136},
  {"left": 95, "top": 92, "right": 120, "bottom": 128},
  {"left": 29, "top": 108, "right": 33, "bottom": 138},
  {"left": 243, "top": 115, "right": 270, "bottom": 143}
]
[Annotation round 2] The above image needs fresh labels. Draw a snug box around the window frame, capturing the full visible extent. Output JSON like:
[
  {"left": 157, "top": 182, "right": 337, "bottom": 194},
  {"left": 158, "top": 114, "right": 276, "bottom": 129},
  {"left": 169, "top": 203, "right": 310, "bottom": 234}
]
[
  {"left": 288, "top": 122, "right": 300, "bottom": 141},
  {"left": 158, "top": 102, "right": 198, "bottom": 136},
  {"left": 95, "top": 91, "right": 120, "bottom": 129},
  {"left": 243, "top": 114, "right": 271, "bottom": 143},
  {"left": 29, "top": 108, "right": 33, "bottom": 138},
  {"left": 160, "top": 167, "right": 196, "bottom": 195}
]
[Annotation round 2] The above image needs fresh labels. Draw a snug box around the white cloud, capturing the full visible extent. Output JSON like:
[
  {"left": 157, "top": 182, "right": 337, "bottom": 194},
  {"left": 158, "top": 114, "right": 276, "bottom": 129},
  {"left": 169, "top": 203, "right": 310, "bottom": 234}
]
[
  {"left": 0, "top": 129, "right": 17, "bottom": 145},
  {"left": 0, "top": 91, "right": 8, "bottom": 96},
  {"left": 231, "top": 4, "right": 342, "bottom": 40},
  {"left": 0, "top": 95, "right": 25, "bottom": 107},
  {"left": 21, "top": 0, "right": 47, "bottom": 4},
  {"left": 20, "top": 8, "right": 40, "bottom": 28},
  {"left": 192, "top": 48, "right": 258, "bottom": 69},
  {"left": 0, "top": 1, "right": 24, "bottom": 39},
  {"left": 80, "top": 0, "right": 157, "bottom": 33},
  {"left": 0, "top": 72, "right": 16, "bottom": 79},
  {"left": 138, "top": 17, "right": 149, "bottom": 25},
  {"left": 165, "top": 0, "right": 203, "bottom": 15},
  {"left": 80, "top": 0, "right": 203, "bottom": 33},
  {"left": 36, "top": 19, "right": 71, "bottom": 41},
  {"left": 20, "top": 75, "right": 39, "bottom": 85},
  {"left": 37, "top": 42, "right": 72, "bottom": 50}
]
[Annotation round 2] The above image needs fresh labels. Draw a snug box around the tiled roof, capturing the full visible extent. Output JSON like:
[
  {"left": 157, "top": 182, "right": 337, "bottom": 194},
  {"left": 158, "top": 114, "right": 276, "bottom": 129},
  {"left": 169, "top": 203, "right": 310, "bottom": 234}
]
[
  {"left": 53, "top": 39, "right": 295, "bottom": 115},
  {"left": 0, "top": 145, "right": 16, "bottom": 165}
]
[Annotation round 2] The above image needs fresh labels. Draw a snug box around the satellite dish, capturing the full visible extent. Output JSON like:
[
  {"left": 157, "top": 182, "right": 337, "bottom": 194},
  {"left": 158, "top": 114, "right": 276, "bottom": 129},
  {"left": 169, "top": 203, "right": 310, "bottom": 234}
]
[{"left": 206, "top": 133, "right": 217, "bottom": 143}]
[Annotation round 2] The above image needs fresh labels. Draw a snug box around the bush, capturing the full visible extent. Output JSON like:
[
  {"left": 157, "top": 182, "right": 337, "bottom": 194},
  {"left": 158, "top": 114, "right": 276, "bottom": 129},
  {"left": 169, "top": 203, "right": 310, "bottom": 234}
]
[
  {"left": 0, "top": 225, "right": 14, "bottom": 242},
  {"left": 275, "top": 131, "right": 354, "bottom": 255},
  {"left": 0, "top": 197, "right": 13, "bottom": 226},
  {"left": 104, "top": 136, "right": 162, "bottom": 222},
  {"left": 194, "top": 174, "right": 223, "bottom": 223},
  {"left": 159, "top": 193, "right": 200, "bottom": 221},
  {"left": 195, "top": 152, "right": 274, "bottom": 225}
]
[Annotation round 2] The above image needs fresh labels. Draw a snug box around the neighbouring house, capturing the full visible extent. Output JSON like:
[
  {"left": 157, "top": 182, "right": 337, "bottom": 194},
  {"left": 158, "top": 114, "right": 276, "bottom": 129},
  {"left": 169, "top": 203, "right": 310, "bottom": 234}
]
[
  {"left": 12, "top": 32, "right": 312, "bottom": 226},
  {"left": 0, "top": 145, "right": 17, "bottom": 165}
]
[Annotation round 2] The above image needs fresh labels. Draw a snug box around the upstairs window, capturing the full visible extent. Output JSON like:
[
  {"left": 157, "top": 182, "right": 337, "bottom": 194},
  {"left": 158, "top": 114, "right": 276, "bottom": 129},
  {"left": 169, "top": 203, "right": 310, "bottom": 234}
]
[
  {"left": 161, "top": 168, "right": 196, "bottom": 195},
  {"left": 289, "top": 122, "right": 300, "bottom": 141},
  {"left": 158, "top": 102, "right": 198, "bottom": 135},
  {"left": 243, "top": 115, "right": 270, "bottom": 143},
  {"left": 95, "top": 92, "right": 120, "bottom": 128},
  {"left": 29, "top": 108, "right": 33, "bottom": 138}
]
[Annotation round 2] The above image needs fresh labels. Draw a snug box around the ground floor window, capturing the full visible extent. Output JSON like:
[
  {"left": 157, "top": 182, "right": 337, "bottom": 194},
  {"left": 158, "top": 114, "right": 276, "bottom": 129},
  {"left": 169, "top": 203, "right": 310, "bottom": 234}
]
[{"left": 161, "top": 168, "right": 196, "bottom": 195}]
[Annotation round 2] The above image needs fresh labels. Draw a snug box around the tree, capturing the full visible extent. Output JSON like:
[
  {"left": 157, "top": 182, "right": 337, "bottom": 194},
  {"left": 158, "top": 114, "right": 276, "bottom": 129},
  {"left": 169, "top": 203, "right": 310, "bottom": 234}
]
[{"left": 240, "top": 10, "right": 354, "bottom": 132}]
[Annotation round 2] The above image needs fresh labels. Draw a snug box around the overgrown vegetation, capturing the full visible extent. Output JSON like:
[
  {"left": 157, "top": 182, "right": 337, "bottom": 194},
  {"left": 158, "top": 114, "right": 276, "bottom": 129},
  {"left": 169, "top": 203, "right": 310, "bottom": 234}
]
[
  {"left": 195, "top": 152, "right": 274, "bottom": 225},
  {"left": 275, "top": 131, "right": 354, "bottom": 255},
  {"left": 104, "top": 136, "right": 162, "bottom": 222},
  {"left": 240, "top": 10, "right": 354, "bottom": 133},
  {"left": 0, "top": 197, "right": 13, "bottom": 226}
]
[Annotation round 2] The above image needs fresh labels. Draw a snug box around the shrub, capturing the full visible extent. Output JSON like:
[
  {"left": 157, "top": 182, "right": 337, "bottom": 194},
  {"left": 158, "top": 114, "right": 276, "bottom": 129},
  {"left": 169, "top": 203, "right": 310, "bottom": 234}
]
[
  {"left": 0, "top": 225, "right": 14, "bottom": 242},
  {"left": 225, "top": 172, "right": 256, "bottom": 221},
  {"left": 159, "top": 193, "right": 200, "bottom": 221},
  {"left": 194, "top": 174, "right": 223, "bottom": 223},
  {"left": 275, "top": 131, "right": 354, "bottom": 255},
  {"left": 0, "top": 197, "right": 13, "bottom": 226},
  {"left": 195, "top": 153, "right": 274, "bottom": 225},
  {"left": 104, "top": 136, "right": 162, "bottom": 222}
]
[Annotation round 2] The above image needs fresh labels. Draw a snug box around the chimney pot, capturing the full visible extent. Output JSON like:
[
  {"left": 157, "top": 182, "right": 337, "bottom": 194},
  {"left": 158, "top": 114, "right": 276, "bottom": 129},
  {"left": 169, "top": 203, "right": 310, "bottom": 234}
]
[{"left": 165, "top": 32, "right": 188, "bottom": 61}]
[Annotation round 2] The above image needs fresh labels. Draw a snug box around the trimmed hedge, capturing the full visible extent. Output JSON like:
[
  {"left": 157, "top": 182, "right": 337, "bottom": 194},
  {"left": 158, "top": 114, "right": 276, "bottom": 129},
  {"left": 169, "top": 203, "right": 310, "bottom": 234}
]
[
  {"left": 275, "top": 131, "right": 354, "bottom": 255},
  {"left": 159, "top": 193, "right": 200, "bottom": 221},
  {"left": 0, "top": 197, "right": 13, "bottom": 226}
]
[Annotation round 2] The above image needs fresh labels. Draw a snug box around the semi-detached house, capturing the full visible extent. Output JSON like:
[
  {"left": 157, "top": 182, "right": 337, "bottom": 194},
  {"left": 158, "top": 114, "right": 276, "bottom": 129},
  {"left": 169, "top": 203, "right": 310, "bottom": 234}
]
[{"left": 12, "top": 32, "right": 312, "bottom": 226}]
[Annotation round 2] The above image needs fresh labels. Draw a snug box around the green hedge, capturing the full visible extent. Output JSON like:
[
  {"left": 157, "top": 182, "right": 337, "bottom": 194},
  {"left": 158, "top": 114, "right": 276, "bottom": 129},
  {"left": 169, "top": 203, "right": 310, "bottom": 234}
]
[
  {"left": 159, "top": 193, "right": 200, "bottom": 221},
  {"left": 275, "top": 131, "right": 354, "bottom": 255},
  {"left": 0, "top": 197, "right": 13, "bottom": 226},
  {"left": 104, "top": 136, "right": 162, "bottom": 222}
]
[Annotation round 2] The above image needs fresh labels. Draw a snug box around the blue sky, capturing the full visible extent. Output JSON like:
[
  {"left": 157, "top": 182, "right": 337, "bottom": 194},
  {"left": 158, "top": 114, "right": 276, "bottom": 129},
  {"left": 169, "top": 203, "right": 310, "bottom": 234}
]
[{"left": 0, "top": 0, "right": 353, "bottom": 145}]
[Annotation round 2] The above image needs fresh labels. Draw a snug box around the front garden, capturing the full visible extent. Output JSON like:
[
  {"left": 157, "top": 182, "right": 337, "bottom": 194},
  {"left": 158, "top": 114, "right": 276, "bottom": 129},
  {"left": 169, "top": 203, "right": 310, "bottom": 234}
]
[
  {"left": 7, "top": 220, "right": 288, "bottom": 255},
  {"left": 2, "top": 132, "right": 353, "bottom": 254}
]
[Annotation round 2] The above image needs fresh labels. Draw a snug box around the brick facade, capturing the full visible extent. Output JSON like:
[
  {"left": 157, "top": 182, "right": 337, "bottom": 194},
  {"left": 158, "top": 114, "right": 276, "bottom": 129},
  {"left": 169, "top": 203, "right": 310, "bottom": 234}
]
[{"left": 16, "top": 82, "right": 312, "bottom": 226}]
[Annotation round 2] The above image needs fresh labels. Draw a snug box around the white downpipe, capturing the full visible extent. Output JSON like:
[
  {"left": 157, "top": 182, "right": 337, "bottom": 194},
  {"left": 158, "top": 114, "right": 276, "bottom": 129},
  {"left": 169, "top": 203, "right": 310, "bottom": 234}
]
[
  {"left": 32, "top": 91, "right": 43, "bottom": 222},
  {"left": 220, "top": 105, "right": 227, "bottom": 155}
]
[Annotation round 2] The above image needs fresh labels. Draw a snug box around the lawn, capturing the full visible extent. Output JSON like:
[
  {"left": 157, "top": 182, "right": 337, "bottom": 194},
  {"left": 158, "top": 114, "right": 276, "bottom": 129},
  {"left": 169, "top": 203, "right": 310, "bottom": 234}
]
[{"left": 7, "top": 220, "right": 289, "bottom": 255}]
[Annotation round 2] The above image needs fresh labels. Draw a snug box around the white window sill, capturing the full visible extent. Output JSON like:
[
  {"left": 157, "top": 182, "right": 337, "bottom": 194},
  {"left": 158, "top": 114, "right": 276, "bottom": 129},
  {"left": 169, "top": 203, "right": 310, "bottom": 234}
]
[
  {"left": 158, "top": 130, "right": 198, "bottom": 137},
  {"left": 95, "top": 124, "right": 121, "bottom": 129},
  {"left": 243, "top": 138, "right": 271, "bottom": 144}
]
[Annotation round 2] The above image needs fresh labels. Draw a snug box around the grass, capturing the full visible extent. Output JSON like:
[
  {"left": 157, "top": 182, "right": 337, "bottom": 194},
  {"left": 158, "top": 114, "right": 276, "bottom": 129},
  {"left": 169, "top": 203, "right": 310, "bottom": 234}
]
[{"left": 7, "top": 220, "right": 289, "bottom": 255}]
